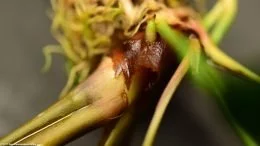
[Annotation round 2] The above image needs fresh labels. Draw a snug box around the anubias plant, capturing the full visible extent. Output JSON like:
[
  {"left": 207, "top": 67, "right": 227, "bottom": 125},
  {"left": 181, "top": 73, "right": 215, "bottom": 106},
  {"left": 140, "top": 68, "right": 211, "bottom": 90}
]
[{"left": 1, "top": 0, "right": 260, "bottom": 145}]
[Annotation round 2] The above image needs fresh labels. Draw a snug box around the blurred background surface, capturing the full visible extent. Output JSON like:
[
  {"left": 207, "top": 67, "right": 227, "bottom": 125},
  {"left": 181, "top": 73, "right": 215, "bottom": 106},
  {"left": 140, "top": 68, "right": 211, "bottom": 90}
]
[{"left": 0, "top": 0, "right": 260, "bottom": 145}]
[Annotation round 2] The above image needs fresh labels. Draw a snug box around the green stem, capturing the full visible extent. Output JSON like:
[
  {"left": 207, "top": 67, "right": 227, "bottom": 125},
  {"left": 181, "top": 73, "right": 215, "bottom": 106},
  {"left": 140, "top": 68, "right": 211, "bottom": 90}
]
[
  {"left": 145, "top": 20, "right": 156, "bottom": 42},
  {"left": 203, "top": 0, "right": 237, "bottom": 44},
  {"left": 17, "top": 58, "right": 143, "bottom": 145},
  {"left": 18, "top": 93, "right": 128, "bottom": 146},
  {"left": 155, "top": 19, "right": 258, "bottom": 146},
  {"left": 143, "top": 50, "right": 190, "bottom": 146},
  {"left": 102, "top": 106, "right": 135, "bottom": 146},
  {"left": 155, "top": 19, "right": 189, "bottom": 59},
  {"left": 0, "top": 57, "right": 126, "bottom": 144},
  {"left": 210, "top": 0, "right": 237, "bottom": 44},
  {"left": 0, "top": 98, "right": 80, "bottom": 144},
  {"left": 203, "top": 1, "right": 223, "bottom": 30},
  {"left": 100, "top": 72, "right": 144, "bottom": 146}
]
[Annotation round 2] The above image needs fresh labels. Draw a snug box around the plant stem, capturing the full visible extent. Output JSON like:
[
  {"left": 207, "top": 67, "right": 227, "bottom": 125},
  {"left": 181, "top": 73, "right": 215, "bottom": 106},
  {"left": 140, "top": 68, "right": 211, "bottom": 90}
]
[
  {"left": 1, "top": 57, "right": 143, "bottom": 145},
  {"left": 142, "top": 51, "right": 190, "bottom": 146},
  {"left": 156, "top": 18, "right": 259, "bottom": 146},
  {"left": 0, "top": 95, "right": 83, "bottom": 144},
  {"left": 18, "top": 92, "right": 128, "bottom": 146},
  {"left": 0, "top": 57, "right": 127, "bottom": 144},
  {"left": 210, "top": 0, "right": 237, "bottom": 44},
  {"left": 203, "top": 1, "right": 223, "bottom": 30},
  {"left": 145, "top": 20, "right": 156, "bottom": 42},
  {"left": 155, "top": 19, "right": 189, "bottom": 59},
  {"left": 101, "top": 106, "right": 135, "bottom": 146},
  {"left": 17, "top": 58, "right": 142, "bottom": 145}
]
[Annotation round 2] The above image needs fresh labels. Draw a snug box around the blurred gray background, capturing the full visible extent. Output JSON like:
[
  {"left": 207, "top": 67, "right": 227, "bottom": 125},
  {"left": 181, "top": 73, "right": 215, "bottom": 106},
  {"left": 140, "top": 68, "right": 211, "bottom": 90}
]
[{"left": 0, "top": 0, "right": 260, "bottom": 145}]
